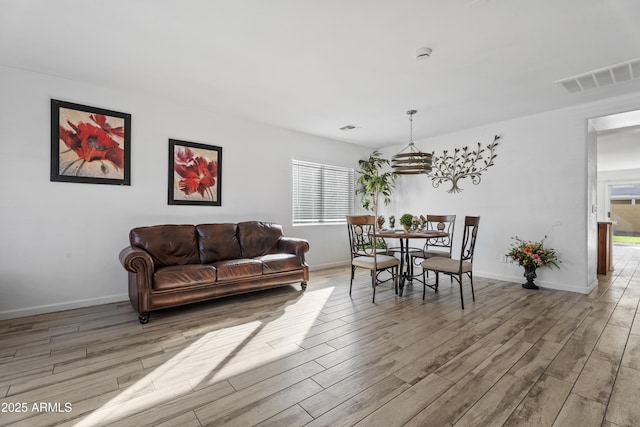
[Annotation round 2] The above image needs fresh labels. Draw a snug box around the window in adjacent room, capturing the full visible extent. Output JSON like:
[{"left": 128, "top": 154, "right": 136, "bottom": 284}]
[{"left": 292, "top": 159, "right": 354, "bottom": 225}]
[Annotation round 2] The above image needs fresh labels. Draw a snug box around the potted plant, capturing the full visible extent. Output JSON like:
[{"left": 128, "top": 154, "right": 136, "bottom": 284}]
[
  {"left": 355, "top": 151, "right": 397, "bottom": 221},
  {"left": 506, "top": 236, "right": 560, "bottom": 289},
  {"left": 400, "top": 213, "right": 414, "bottom": 232}
]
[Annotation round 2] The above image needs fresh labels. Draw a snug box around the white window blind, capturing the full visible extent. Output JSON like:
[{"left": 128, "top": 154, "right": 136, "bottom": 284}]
[{"left": 292, "top": 160, "right": 354, "bottom": 225}]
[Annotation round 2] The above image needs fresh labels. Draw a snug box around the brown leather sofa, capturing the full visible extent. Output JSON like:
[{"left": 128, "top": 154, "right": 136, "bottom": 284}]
[{"left": 119, "top": 221, "right": 309, "bottom": 323}]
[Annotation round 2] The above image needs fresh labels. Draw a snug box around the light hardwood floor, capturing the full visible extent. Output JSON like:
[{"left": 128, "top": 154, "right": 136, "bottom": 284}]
[{"left": 1, "top": 245, "right": 640, "bottom": 426}]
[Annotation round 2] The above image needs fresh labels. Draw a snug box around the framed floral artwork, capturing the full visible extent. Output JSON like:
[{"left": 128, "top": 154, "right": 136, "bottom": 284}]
[
  {"left": 50, "top": 99, "right": 131, "bottom": 185},
  {"left": 168, "top": 139, "right": 222, "bottom": 206}
]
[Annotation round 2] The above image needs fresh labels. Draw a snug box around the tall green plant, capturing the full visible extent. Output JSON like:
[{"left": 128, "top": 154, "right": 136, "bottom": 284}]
[{"left": 355, "top": 151, "right": 397, "bottom": 218}]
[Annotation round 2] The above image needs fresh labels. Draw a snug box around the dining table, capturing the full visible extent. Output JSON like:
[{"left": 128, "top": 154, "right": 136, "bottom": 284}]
[{"left": 376, "top": 228, "right": 448, "bottom": 296}]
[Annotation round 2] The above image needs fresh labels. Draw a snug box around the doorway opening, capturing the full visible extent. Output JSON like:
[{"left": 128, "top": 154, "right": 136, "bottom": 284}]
[
  {"left": 609, "top": 183, "right": 640, "bottom": 244},
  {"left": 593, "top": 109, "right": 640, "bottom": 273}
]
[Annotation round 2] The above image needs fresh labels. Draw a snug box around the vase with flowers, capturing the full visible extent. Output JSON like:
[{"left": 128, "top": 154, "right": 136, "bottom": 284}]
[{"left": 506, "top": 236, "right": 560, "bottom": 289}]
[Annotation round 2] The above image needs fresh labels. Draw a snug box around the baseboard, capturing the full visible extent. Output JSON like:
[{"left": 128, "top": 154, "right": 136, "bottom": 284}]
[
  {"left": 309, "top": 261, "right": 350, "bottom": 271},
  {"left": 0, "top": 267, "right": 593, "bottom": 320},
  {"left": 0, "top": 265, "right": 350, "bottom": 320},
  {"left": 0, "top": 293, "right": 128, "bottom": 320},
  {"left": 0, "top": 263, "right": 348, "bottom": 320},
  {"left": 477, "top": 271, "right": 592, "bottom": 294}
]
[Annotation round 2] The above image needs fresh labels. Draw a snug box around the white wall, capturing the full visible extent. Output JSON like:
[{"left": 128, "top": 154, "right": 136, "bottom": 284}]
[
  {"left": 380, "top": 93, "right": 640, "bottom": 294},
  {"left": 3, "top": 64, "right": 640, "bottom": 319},
  {"left": 0, "top": 65, "right": 369, "bottom": 319}
]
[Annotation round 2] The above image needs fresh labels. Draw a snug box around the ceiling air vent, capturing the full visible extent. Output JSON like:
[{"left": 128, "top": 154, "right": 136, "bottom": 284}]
[{"left": 556, "top": 57, "right": 640, "bottom": 94}]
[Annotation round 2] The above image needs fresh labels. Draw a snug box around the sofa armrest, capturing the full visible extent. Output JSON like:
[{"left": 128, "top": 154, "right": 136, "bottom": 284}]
[
  {"left": 119, "top": 246, "right": 155, "bottom": 275},
  {"left": 119, "top": 246, "right": 156, "bottom": 317},
  {"left": 119, "top": 246, "right": 155, "bottom": 294},
  {"left": 278, "top": 237, "right": 310, "bottom": 260}
]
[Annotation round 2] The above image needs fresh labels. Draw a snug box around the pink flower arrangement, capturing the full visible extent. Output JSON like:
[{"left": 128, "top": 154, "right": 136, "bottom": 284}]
[{"left": 506, "top": 236, "right": 560, "bottom": 269}]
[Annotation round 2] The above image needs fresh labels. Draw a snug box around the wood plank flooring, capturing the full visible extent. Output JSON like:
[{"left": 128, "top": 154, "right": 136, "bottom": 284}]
[{"left": 1, "top": 245, "right": 640, "bottom": 426}]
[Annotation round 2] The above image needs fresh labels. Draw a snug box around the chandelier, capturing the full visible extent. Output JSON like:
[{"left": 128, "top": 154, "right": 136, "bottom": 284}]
[{"left": 391, "top": 110, "right": 432, "bottom": 174}]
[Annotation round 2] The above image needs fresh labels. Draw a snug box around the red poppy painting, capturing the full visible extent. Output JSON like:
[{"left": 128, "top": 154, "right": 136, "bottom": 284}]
[
  {"left": 51, "top": 100, "right": 131, "bottom": 185},
  {"left": 168, "top": 139, "right": 222, "bottom": 206}
]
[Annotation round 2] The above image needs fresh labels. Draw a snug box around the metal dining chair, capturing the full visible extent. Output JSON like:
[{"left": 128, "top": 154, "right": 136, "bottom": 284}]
[
  {"left": 346, "top": 215, "right": 400, "bottom": 302},
  {"left": 420, "top": 216, "right": 479, "bottom": 309},
  {"left": 410, "top": 214, "right": 456, "bottom": 289},
  {"left": 410, "top": 214, "right": 456, "bottom": 261}
]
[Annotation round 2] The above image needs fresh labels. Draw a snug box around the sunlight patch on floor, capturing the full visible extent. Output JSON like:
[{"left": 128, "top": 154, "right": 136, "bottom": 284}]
[{"left": 74, "top": 286, "right": 334, "bottom": 426}]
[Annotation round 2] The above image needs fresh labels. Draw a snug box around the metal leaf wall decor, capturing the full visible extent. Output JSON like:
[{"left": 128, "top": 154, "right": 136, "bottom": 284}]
[{"left": 429, "top": 135, "right": 501, "bottom": 193}]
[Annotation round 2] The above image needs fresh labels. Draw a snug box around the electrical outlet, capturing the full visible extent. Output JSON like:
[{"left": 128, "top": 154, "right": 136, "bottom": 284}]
[{"left": 499, "top": 256, "right": 508, "bottom": 263}]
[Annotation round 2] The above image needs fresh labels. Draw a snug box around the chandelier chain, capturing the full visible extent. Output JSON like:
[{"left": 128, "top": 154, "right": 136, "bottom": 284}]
[
  {"left": 392, "top": 109, "right": 432, "bottom": 174},
  {"left": 407, "top": 109, "right": 416, "bottom": 145}
]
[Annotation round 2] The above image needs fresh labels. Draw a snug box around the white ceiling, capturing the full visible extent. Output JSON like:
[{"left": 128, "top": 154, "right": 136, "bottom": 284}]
[{"left": 2, "top": 0, "right": 640, "bottom": 148}]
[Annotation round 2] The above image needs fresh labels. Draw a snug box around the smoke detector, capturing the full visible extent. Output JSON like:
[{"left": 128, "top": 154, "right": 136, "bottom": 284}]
[{"left": 416, "top": 47, "right": 433, "bottom": 60}]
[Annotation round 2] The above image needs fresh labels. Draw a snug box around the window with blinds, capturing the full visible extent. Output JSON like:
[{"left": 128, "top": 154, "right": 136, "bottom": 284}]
[{"left": 292, "top": 160, "right": 354, "bottom": 225}]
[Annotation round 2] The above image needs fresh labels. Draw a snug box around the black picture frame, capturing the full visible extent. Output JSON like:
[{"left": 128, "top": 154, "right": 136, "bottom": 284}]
[
  {"left": 51, "top": 99, "right": 131, "bottom": 185},
  {"left": 168, "top": 139, "right": 222, "bottom": 206}
]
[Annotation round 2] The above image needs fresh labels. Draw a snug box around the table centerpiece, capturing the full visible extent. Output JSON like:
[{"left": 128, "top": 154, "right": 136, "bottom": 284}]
[{"left": 400, "top": 213, "right": 413, "bottom": 232}]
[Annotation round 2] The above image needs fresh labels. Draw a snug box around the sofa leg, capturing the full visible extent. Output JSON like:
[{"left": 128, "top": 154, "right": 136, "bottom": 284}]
[
  {"left": 301, "top": 282, "right": 307, "bottom": 291},
  {"left": 138, "top": 313, "right": 150, "bottom": 324}
]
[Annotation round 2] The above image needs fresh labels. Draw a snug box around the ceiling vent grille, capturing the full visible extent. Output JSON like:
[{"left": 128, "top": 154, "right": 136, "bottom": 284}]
[{"left": 556, "top": 58, "right": 640, "bottom": 94}]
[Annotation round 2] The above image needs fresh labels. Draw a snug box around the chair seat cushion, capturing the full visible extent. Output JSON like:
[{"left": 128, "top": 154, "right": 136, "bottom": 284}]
[
  {"left": 410, "top": 249, "right": 451, "bottom": 259},
  {"left": 354, "top": 248, "right": 391, "bottom": 257},
  {"left": 422, "top": 257, "right": 472, "bottom": 274},
  {"left": 353, "top": 254, "right": 399, "bottom": 270}
]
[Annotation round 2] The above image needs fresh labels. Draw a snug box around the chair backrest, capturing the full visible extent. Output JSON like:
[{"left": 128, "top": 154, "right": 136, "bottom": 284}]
[
  {"left": 424, "top": 214, "right": 456, "bottom": 254},
  {"left": 459, "top": 216, "right": 480, "bottom": 263},
  {"left": 346, "top": 215, "right": 378, "bottom": 261}
]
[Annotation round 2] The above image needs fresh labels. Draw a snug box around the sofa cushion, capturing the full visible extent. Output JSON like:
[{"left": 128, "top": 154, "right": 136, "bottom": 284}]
[
  {"left": 130, "top": 225, "right": 200, "bottom": 268},
  {"left": 196, "top": 223, "right": 242, "bottom": 263},
  {"left": 153, "top": 264, "right": 217, "bottom": 291},
  {"left": 256, "top": 254, "right": 303, "bottom": 274},
  {"left": 237, "top": 221, "right": 283, "bottom": 258},
  {"left": 213, "top": 259, "right": 263, "bottom": 281}
]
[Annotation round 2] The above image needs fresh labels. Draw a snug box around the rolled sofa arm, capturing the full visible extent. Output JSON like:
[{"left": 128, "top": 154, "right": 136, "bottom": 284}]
[
  {"left": 119, "top": 246, "right": 155, "bottom": 320},
  {"left": 278, "top": 237, "right": 310, "bottom": 260},
  {"left": 119, "top": 246, "right": 154, "bottom": 276}
]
